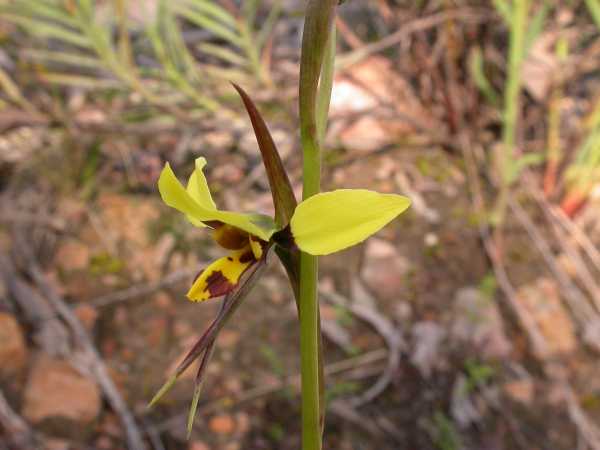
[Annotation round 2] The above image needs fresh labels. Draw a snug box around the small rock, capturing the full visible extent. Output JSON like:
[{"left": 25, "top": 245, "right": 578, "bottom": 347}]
[
  {"left": 451, "top": 287, "right": 512, "bottom": 360},
  {"left": 503, "top": 379, "right": 534, "bottom": 405},
  {"left": 23, "top": 356, "right": 101, "bottom": 425},
  {"left": 209, "top": 414, "right": 235, "bottom": 434},
  {"left": 54, "top": 239, "right": 90, "bottom": 272},
  {"left": 410, "top": 321, "right": 447, "bottom": 377},
  {"left": 339, "top": 116, "right": 390, "bottom": 153},
  {"left": 521, "top": 32, "right": 560, "bottom": 101},
  {"left": 361, "top": 238, "right": 411, "bottom": 301},
  {"left": 516, "top": 278, "right": 577, "bottom": 357},
  {"left": 189, "top": 441, "right": 210, "bottom": 450},
  {"left": 0, "top": 312, "right": 28, "bottom": 377}
]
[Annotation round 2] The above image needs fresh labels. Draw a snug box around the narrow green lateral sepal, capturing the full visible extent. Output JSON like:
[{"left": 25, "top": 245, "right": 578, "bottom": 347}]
[
  {"left": 147, "top": 374, "right": 178, "bottom": 409},
  {"left": 186, "top": 380, "right": 205, "bottom": 438}
]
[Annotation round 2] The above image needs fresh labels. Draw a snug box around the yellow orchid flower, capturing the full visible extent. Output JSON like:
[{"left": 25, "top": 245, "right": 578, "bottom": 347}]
[
  {"left": 158, "top": 157, "right": 410, "bottom": 302},
  {"left": 150, "top": 84, "right": 411, "bottom": 437}
]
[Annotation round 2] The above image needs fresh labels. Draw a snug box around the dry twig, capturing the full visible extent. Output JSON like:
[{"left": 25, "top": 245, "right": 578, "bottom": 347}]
[
  {"left": 319, "top": 279, "right": 405, "bottom": 407},
  {"left": 0, "top": 390, "right": 38, "bottom": 449},
  {"left": 13, "top": 232, "right": 147, "bottom": 450}
]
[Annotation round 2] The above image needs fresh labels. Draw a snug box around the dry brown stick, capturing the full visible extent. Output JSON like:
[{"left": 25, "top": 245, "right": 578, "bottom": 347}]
[
  {"left": 563, "top": 384, "right": 600, "bottom": 450},
  {"left": 543, "top": 206, "right": 600, "bottom": 312},
  {"left": 329, "top": 400, "right": 392, "bottom": 442},
  {"left": 89, "top": 264, "right": 204, "bottom": 309},
  {"left": 543, "top": 364, "right": 600, "bottom": 450},
  {"left": 319, "top": 280, "right": 404, "bottom": 407},
  {"left": 530, "top": 186, "right": 600, "bottom": 275},
  {"left": 0, "top": 211, "right": 66, "bottom": 232},
  {"left": 14, "top": 233, "right": 147, "bottom": 450},
  {"left": 335, "top": 15, "right": 364, "bottom": 49},
  {"left": 458, "top": 135, "right": 549, "bottom": 357},
  {"left": 459, "top": 137, "right": 600, "bottom": 448},
  {"left": 0, "top": 253, "right": 70, "bottom": 357},
  {"left": 337, "top": 8, "right": 489, "bottom": 69},
  {"left": 508, "top": 198, "right": 600, "bottom": 351},
  {"left": 0, "top": 390, "right": 38, "bottom": 449}
]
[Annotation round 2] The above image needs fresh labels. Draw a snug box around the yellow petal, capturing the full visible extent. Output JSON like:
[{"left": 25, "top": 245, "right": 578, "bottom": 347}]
[
  {"left": 158, "top": 162, "right": 278, "bottom": 240},
  {"left": 186, "top": 157, "right": 216, "bottom": 210},
  {"left": 187, "top": 248, "right": 256, "bottom": 302},
  {"left": 249, "top": 235, "right": 264, "bottom": 260},
  {"left": 290, "top": 189, "right": 410, "bottom": 255}
]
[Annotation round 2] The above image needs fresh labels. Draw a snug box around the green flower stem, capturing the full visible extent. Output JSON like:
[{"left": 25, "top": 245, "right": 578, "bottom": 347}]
[
  {"left": 493, "top": 0, "right": 529, "bottom": 225},
  {"left": 299, "top": 253, "right": 320, "bottom": 450},
  {"left": 298, "top": 2, "right": 337, "bottom": 449}
]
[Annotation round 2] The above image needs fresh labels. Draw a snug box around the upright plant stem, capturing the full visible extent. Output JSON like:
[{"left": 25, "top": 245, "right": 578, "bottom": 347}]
[
  {"left": 298, "top": 2, "right": 337, "bottom": 449},
  {"left": 494, "top": 0, "right": 528, "bottom": 225},
  {"left": 299, "top": 254, "right": 320, "bottom": 450}
]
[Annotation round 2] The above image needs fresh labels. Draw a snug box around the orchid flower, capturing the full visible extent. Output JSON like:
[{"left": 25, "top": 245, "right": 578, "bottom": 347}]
[
  {"left": 158, "top": 159, "right": 410, "bottom": 302},
  {"left": 148, "top": 84, "right": 410, "bottom": 435}
]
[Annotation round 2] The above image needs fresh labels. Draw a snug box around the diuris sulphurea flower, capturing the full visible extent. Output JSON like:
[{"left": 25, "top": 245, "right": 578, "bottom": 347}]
[
  {"left": 148, "top": 83, "right": 410, "bottom": 436},
  {"left": 158, "top": 158, "right": 410, "bottom": 302}
]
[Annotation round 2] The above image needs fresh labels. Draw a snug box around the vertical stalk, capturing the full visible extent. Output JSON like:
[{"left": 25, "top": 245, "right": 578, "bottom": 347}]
[
  {"left": 493, "top": 0, "right": 528, "bottom": 224},
  {"left": 299, "top": 254, "right": 320, "bottom": 450},
  {"left": 298, "top": 2, "right": 337, "bottom": 449}
]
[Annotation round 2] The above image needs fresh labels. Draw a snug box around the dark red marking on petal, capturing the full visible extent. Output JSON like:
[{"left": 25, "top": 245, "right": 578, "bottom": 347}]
[
  {"left": 239, "top": 251, "right": 256, "bottom": 264},
  {"left": 205, "top": 270, "right": 236, "bottom": 298}
]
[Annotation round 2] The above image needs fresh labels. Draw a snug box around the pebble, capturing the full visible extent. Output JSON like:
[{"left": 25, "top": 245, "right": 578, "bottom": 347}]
[
  {"left": 0, "top": 312, "right": 28, "bottom": 377},
  {"left": 23, "top": 356, "right": 101, "bottom": 425},
  {"left": 209, "top": 414, "right": 236, "bottom": 434}
]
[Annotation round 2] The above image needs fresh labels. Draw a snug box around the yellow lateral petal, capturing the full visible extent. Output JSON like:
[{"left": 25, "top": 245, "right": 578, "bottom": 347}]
[
  {"left": 186, "top": 157, "right": 216, "bottom": 210},
  {"left": 186, "top": 248, "right": 255, "bottom": 302},
  {"left": 249, "top": 235, "right": 264, "bottom": 260},
  {"left": 158, "top": 162, "right": 278, "bottom": 240},
  {"left": 290, "top": 189, "right": 411, "bottom": 255}
]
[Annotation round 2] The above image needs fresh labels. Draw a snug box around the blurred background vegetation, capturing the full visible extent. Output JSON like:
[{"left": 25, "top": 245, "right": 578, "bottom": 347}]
[{"left": 2, "top": 1, "right": 600, "bottom": 449}]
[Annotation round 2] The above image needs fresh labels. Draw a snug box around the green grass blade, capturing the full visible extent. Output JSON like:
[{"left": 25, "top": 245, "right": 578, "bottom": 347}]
[
  {"left": 23, "top": 49, "right": 104, "bottom": 69},
  {"left": 173, "top": 4, "right": 243, "bottom": 47},
  {"left": 524, "top": 1, "right": 550, "bottom": 55},
  {"left": 2, "top": 13, "right": 92, "bottom": 48},
  {"left": 182, "top": 0, "right": 237, "bottom": 27},
  {"left": 198, "top": 43, "right": 247, "bottom": 67},
  {"left": 585, "top": 0, "right": 600, "bottom": 28},
  {"left": 469, "top": 47, "right": 499, "bottom": 106}
]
